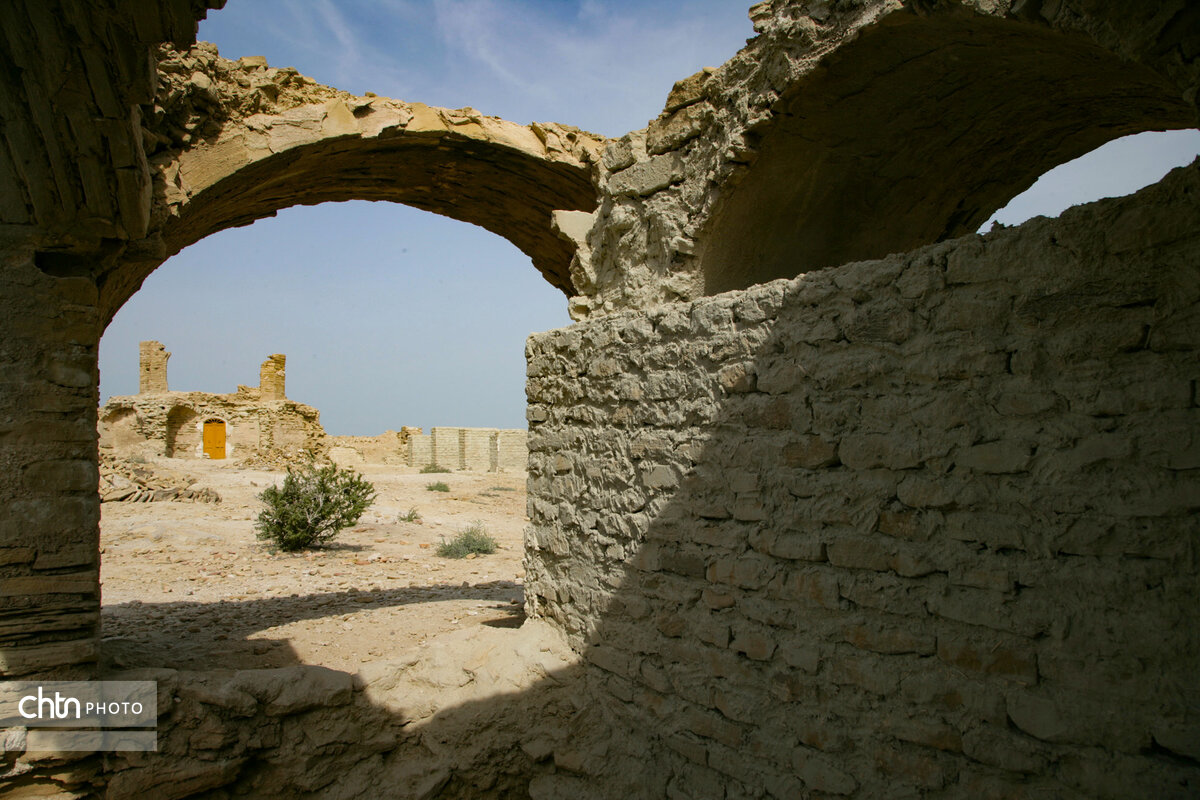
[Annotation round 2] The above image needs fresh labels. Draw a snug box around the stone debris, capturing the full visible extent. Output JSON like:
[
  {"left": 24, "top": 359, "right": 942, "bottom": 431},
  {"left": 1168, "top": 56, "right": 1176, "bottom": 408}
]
[{"left": 99, "top": 455, "right": 220, "bottom": 504}]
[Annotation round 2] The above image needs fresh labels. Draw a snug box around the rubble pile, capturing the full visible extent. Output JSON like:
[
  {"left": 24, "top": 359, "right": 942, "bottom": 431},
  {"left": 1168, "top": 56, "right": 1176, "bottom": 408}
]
[{"left": 99, "top": 456, "right": 220, "bottom": 504}]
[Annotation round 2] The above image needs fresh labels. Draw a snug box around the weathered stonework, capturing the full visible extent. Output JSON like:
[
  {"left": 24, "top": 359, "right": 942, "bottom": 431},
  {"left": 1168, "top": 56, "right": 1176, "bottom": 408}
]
[
  {"left": 408, "top": 427, "right": 529, "bottom": 472},
  {"left": 138, "top": 340, "right": 170, "bottom": 394},
  {"left": 99, "top": 343, "right": 324, "bottom": 462},
  {"left": 327, "top": 428, "right": 421, "bottom": 467},
  {"left": 566, "top": 0, "right": 1200, "bottom": 318},
  {"left": 524, "top": 165, "right": 1200, "bottom": 797},
  {"left": 258, "top": 353, "right": 285, "bottom": 401},
  {"left": 326, "top": 427, "right": 528, "bottom": 472},
  {"left": 1, "top": 0, "right": 1198, "bottom": 796}
]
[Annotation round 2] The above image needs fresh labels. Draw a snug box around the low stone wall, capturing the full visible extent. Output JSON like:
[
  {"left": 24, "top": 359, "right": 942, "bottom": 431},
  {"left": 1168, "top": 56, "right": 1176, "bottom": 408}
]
[
  {"left": 326, "top": 429, "right": 417, "bottom": 466},
  {"left": 410, "top": 428, "right": 528, "bottom": 472},
  {"left": 2, "top": 624, "right": 582, "bottom": 799},
  {"left": 523, "top": 166, "right": 1200, "bottom": 797}
]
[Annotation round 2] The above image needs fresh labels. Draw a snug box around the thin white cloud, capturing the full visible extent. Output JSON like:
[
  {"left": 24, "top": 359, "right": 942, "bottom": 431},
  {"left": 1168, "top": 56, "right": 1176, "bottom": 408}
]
[
  {"left": 432, "top": 0, "right": 547, "bottom": 97},
  {"left": 427, "top": 0, "right": 750, "bottom": 132}
]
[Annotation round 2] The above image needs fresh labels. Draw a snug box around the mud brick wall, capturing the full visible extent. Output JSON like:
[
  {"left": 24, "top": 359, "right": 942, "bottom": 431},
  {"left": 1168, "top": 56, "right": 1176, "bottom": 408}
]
[
  {"left": 408, "top": 434, "right": 433, "bottom": 467},
  {"left": 496, "top": 430, "right": 528, "bottom": 472},
  {"left": 462, "top": 428, "right": 497, "bottom": 472},
  {"left": 524, "top": 166, "right": 1200, "bottom": 798}
]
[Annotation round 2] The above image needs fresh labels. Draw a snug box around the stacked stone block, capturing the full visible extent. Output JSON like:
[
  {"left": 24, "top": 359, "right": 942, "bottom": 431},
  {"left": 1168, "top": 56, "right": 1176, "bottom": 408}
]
[
  {"left": 524, "top": 167, "right": 1200, "bottom": 797},
  {"left": 431, "top": 427, "right": 463, "bottom": 471},
  {"left": 408, "top": 434, "right": 433, "bottom": 467},
  {"left": 0, "top": 259, "right": 102, "bottom": 678},
  {"left": 462, "top": 428, "right": 496, "bottom": 471},
  {"left": 137, "top": 341, "right": 169, "bottom": 394},
  {"left": 258, "top": 354, "right": 285, "bottom": 400},
  {"left": 496, "top": 430, "right": 528, "bottom": 471},
  {"left": 412, "top": 427, "right": 527, "bottom": 472}
]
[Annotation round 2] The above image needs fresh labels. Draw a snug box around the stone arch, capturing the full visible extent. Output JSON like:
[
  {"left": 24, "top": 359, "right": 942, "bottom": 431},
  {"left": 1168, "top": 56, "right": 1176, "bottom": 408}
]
[
  {"left": 92, "top": 46, "right": 606, "bottom": 324},
  {"left": 165, "top": 406, "right": 199, "bottom": 458},
  {"left": 698, "top": 7, "right": 1200, "bottom": 294}
]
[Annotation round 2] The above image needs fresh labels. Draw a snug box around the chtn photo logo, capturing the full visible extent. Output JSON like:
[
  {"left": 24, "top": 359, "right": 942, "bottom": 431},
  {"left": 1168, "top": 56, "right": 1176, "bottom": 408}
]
[
  {"left": 17, "top": 686, "right": 144, "bottom": 720},
  {"left": 1, "top": 680, "right": 158, "bottom": 753}
]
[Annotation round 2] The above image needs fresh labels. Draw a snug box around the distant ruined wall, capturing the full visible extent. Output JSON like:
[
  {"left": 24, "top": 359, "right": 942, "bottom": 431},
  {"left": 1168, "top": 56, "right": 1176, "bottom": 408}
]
[
  {"left": 412, "top": 428, "right": 528, "bottom": 472},
  {"left": 431, "top": 428, "right": 462, "bottom": 470},
  {"left": 524, "top": 168, "right": 1200, "bottom": 797},
  {"left": 409, "top": 435, "right": 433, "bottom": 468},
  {"left": 496, "top": 430, "right": 527, "bottom": 472},
  {"left": 327, "top": 429, "right": 417, "bottom": 466},
  {"left": 99, "top": 392, "right": 325, "bottom": 461},
  {"left": 138, "top": 340, "right": 169, "bottom": 394}
]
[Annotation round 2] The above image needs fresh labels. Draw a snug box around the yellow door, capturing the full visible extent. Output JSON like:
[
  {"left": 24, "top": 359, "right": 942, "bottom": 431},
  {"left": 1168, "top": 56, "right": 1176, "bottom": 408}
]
[{"left": 203, "top": 420, "right": 226, "bottom": 459}]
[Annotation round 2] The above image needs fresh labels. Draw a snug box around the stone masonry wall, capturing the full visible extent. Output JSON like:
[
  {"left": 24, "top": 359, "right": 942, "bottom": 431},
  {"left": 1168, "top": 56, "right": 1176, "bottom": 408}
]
[
  {"left": 496, "top": 430, "right": 528, "bottom": 472},
  {"left": 2, "top": 623, "right": 583, "bottom": 799},
  {"left": 138, "top": 340, "right": 170, "bottom": 394},
  {"left": 258, "top": 354, "right": 285, "bottom": 400},
  {"left": 565, "top": 0, "right": 1199, "bottom": 319},
  {"left": 99, "top": 392, "right": 325, "bottom": 462},
  {"left": 0, "top": 249, "right": 102, "bottom": 678},
  {"left": 523, "top": 165, "right": 1200, "bottom": 797},
  {"left": 414, "top": 428, "right": 528, "bottom": 472}
]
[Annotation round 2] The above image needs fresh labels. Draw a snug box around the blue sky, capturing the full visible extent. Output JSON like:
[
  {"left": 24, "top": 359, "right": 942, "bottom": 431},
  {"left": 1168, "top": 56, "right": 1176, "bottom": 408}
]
[{"left": 98, "top": 1, "right": 1200, "bottom": 435}]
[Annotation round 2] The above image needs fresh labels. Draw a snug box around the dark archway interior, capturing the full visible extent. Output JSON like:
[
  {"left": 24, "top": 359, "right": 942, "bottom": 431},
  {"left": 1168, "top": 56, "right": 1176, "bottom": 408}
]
[{"left": 700, "top": 12, "right": 1199, "bottom": 295}]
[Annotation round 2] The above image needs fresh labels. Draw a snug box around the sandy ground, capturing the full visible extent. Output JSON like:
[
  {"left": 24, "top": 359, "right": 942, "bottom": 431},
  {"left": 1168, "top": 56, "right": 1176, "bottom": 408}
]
[{"left": 99, "top": 460, "right": 528, "bottom": 673}]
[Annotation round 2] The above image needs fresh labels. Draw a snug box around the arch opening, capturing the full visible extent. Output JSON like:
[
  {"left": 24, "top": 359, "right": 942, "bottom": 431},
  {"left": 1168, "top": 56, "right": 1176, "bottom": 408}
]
[
  {"left": 699, "top": 12, "right": 1199, "bottom": 295},
  {"left": 96, "top": 201, "right": 548, "bottom": 673},
  {"left": 165, "top": 406, "right": 199, "bottom": 458}
]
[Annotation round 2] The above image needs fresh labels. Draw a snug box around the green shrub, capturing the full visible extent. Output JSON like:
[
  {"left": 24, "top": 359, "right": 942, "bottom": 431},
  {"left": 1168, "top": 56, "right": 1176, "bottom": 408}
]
[
  {"left": 426, "top": 481, "right": 450, "bottom": 492},
  {"left": 436, "top": 523, "right": 497, "bottom": 558},
  {"left": 255, "top": 462, "right": 376, "bottom": 552},
  {"left": 420, "top": 464, "right": 451, "bottom": 473},
  {"left": 398, "top": 507, "right": 421, "bottom": 523}
]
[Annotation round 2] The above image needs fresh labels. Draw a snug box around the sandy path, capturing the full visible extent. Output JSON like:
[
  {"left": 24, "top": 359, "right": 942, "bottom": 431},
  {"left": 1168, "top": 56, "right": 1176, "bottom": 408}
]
[{"left": 99, "top": 461, "right": 528, "bottom": 673}]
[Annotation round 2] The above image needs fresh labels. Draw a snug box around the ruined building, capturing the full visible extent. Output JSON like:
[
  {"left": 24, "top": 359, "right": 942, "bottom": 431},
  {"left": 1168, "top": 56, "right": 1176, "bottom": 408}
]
[
  {"left": 1, "top": 0, "right": 1198, "bottom": 798},
  {"left": 99, "top": 341, "right": 325, "bottom": 461},
  {"left": 102, "top": 344, "right": 528, "bottom": 469}
]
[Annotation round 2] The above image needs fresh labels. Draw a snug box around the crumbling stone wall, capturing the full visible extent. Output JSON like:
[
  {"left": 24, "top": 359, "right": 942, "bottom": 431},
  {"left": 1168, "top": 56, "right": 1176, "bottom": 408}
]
[
  {"left": 101, "top": 343, "right": 323, "bottom": 461},
  {"left": 100, "top": 390, "right": 324, "bottom": 462},
  {"left": 524, "top": 166, "right": 1200, "bottom": 797},
  {"left": 0, "top": 256, "right": 102, "bottom": 678},
  {"left": 326, "top": 428, "right": 419, "bottom": 466},
  {"left": 258, "top": 353, "right": 285, "bottom": 400},
  {"left": 2, "top": 624, "right": 584, "bottom": 799},
  {"left": 2, "top": 1, "right": 1199, "bottom": 796},
  {"left": 562, "top": 0, "right": 1200, "bottom": 319}
]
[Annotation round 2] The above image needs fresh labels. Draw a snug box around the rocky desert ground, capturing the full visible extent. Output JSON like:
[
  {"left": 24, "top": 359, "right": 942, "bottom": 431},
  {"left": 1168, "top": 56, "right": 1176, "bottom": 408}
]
[{"left": 99, "top": 459, "right": 529, "bottom": 674}]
